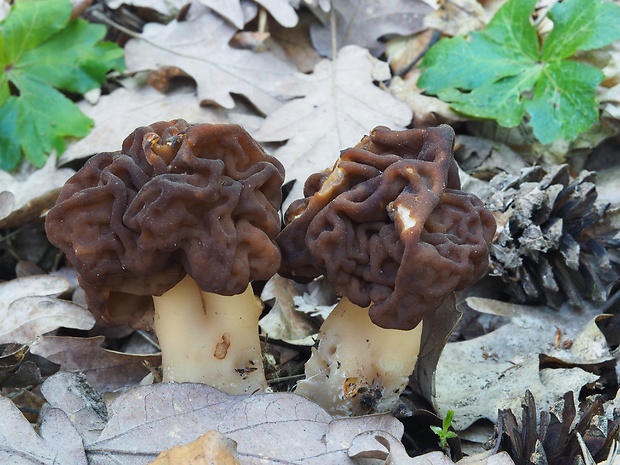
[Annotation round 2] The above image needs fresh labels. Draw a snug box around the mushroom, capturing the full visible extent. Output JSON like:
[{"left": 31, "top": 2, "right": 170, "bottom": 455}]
[
  {"left": 276, "top": 125, "right": 496, "bottom": 416},
  {"left": 45, "top": 119, "right": 284, "bottom": 394}
]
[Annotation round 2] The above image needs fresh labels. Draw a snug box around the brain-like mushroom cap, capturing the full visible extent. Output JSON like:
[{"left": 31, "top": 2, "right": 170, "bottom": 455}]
[
  {"left": 276, "top": 125, "right": 496, "bottom": 330},
  {"left": 45, "top": 119, "right": 284, "bottom": 328}
]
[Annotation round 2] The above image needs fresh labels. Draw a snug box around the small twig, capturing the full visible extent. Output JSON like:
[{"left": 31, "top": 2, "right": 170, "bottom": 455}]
[
  {"left": 395, "top": 29, "right": 441, "bottom": 78},
  {"left": 257, "top": 7, "right": 268, "bottom": 34}
]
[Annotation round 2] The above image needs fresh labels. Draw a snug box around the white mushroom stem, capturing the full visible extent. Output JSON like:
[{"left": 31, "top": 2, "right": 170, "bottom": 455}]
[
  {"left": 295, "top": 297, "right": 423, "bottom": 417},
  {"left": 153, "top": 275, "right": 267, "bottom": 394}
]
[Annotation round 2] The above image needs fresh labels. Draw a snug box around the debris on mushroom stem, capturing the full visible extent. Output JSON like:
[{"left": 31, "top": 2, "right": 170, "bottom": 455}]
[
  {"left": 45, "top": 119, "right": 284, "bottom": 394},
  {"left": 277, "top": 125, "right": 496, "bottom": 415}
]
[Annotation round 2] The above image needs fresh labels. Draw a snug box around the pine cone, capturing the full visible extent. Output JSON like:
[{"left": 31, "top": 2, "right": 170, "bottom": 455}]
[{"left": 483, "top": 164, "right": 620, "bottom": 308}]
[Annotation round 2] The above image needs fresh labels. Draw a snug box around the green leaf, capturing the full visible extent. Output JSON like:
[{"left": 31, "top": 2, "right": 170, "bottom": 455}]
[
  {"left": 0, "top": 98, "right": 21, "bottom": 171},
  {"left": 11, "top": 74, "right": 93, "bottom": 167},
  {"left": 542, "top": 0, "right": 620, "bottom": 60},
  {"left": 0, "top": 0, "right": 124, "bottom": 169},
  {"left": 525, "top": 61, "right": 603, "bottom": 144},
  {"left": 440, "top": 66, "right": 540, "bottom": 127},
  {"left": 0, "top": 0, "right": 72, "bottom": 64},
  {"left": 418, "top": 0, "right": 620, "bottom": 144}
]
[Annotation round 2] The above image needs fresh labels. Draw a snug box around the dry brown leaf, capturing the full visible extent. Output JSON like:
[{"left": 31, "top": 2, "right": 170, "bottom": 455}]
[
  {"left": 149, "top": 430, "right": 241, "bottom": 465},
  {"left": 78, "top": 381, "right": 403, "bottom": 464},
  {"left": 259, "top": 275, "right": 323, "bottom": 345},
  {"left": 0, "top": 275, "right": 95, "bottom": 344},
  {"left": 40, "top": 371, "right": 108, "bottom": 445},
  {"left": 124, "top": 3, "right": 295, "bottom": 113},
  {"left": 0, "top": 395, "right": 87, "bottom": 464},
  {"left": 435, "top": 298, "right": 609, "bottom": 430},
  {"left": 423, "top": 0, "right": 486, "bottom": 36},
  {"left": 60, "top": 84, "right": 227, "bottom": 164},
  {"left": 106, "top": 0, "right": 190, "bottom": 17},
  {"left": 309, "top": 0, "right": 433, "bottom": 57},
  {"left": 200, "top": 0, "right": 298, "bottom": 28},
  {"left": 389, "top": 75, "right": 466, "bottom": 128},
  {"left": 0, "top": 155, "right": 74, "bottom": 229},
  {"left": 253, "top": 45, "right": 412, "bottom": 210},
  {"left": 32, "top": 336, "right": 161, "bottom": 393}
]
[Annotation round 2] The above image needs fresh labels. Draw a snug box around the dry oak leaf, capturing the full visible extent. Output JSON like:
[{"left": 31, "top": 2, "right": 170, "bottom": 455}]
[
  {"left": 32, "top": 335, "right": 161, "bottom": 393},
  {"left": 435, "top": 298, "right": 606, "bottom": 430},
  {"left": 309, "top": 0, "right": 433, "bottom": 57},
  {"left": 253, "top": 45, "right": 413, "bottom": 210},
  {"left": 124, "top": 2, "right": 295, "bottom": 113},
  {"left": 0, "top": 275, "right": 95, "bottom": 344},
  {"left": 200, "top": 0, "right": 298, "bottom": 29},
  {"left": 83, "top": 382, "right": 403, "bottom": 464},
  {"left": 0, "top": 394, "right": 87, "bottom": 465},
  {"left": 61, "top": 84, "right": 226, "bottom": 164},
  {"left": 0, "top": 155, "right": 74, "bottom": 229}
]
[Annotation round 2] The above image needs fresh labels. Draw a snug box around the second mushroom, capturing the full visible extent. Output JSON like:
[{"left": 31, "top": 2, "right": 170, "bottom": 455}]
[
  {"left": 45, "top": 119, "right": 284, "bottom": 395},
  {"left": 276, "top": 125, "right": 496, "bottom": 416}
]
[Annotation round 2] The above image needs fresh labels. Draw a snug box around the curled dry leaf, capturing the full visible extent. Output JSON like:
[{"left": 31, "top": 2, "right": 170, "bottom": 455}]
[
  {"left": 0, "top": 275, "right": 95, "bottom": 344},
  {"left": 436, "top": 298, "right": 609, "bottom": 430},
  {"left": 124, "top": 3, "right": 295, "bottom": 113},
  {"left": 32, "top": 336, "right": 161, "bottom": 393},
  {"left": 149, "top": 430, "right": 240, "bottom": 465},
  {"left": 0, "top": 342, "right": 59, "bottom": 388},
  {"left": 200, "top": 0, "right": 298, "bottom": 29},
  {"left": 349, "top": 431, "right": 515, "bottom": 465},
  {"left": 423, "top": 0, "right": 486, "bottom": 36},
  {"left": 0, "top": 155, "right": 74, "bottom": 229},
  {"left": 0, "top": 394, "right": 87, "bottom": 465},
  {"left": 254, "top": 45, "right": 413, "bottom": 210},
  {"left": 259, "top": 274, "right": 331, "bottom": 345}
]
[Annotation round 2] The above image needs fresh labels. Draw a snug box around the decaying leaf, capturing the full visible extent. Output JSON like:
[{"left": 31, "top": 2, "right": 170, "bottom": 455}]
[
  {"left": 309, "top": 0, "right": 432, "bottom": 57},
  {"left": 423, "top": 0, "right": 486, "bottom": 37},
  {"left": 349, "top": 430, "right": 515, "bottom": 464},
  {"left": 0, "top": 394, "right": 87, "bottom": 465},
  {"left": 0, "top": 155, "right": 74, "bottom": 229},
  {"left": 0, "top": 342, "right": 59, "bottom": 388},
  {"left": 106, "top": 0, "right": 191, "bottom": 19},
  {"left": 124, "top": 3, "right": 295, "bottom": 112},
  {"left": 40, "top": 371, "right": 108, "bottom": 446},
  {"left": 435, "top": 298, "right": 610, "bottom": 430},
  {"left": 254, "top": 45, "right": 412, "bottom": 210},
  {"left": 32, "top": 335, "right": 161, "bottom": 393},
  {"left": 259, "top": 274, "right": 334, "bottom": 345},
  {"left": 149, "top": 430, "right": 241, "bottom": 465},
  {"left": 0, "top": 275, "right": 95, "bottom": 344},
  {"left": 79, "top": 380, "right": 403, "bottom": 464}
]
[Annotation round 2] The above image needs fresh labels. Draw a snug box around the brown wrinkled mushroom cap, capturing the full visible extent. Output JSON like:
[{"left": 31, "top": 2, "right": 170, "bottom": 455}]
[
  {"left": 276, "top": 125, "right": 496, "bottom": 330},
  {"left": 45, "top": 119, "right": 284, "bottom": 328}
]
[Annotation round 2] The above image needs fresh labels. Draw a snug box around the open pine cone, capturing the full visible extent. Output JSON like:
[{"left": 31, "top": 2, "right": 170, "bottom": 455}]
[{"left": 483, "top": 164, "right": 620, "bottom": 308}]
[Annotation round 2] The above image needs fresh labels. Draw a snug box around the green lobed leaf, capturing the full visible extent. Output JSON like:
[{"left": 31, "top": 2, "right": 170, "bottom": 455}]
[
  {"left": 418, "top": 0, "right": 619, "bottom": 144},
  {"left": 0, "top": 98, "right": 21, "bottom": 171},
  {"left": 439, "top": 66, "right": 540, "bottom": 127},
  {"left": 525, "top": 61, "right": 603, "bottom": 144},
  {"left": 0, "top": 0, "right": 72, "bottom": 65},
  {"left": 542, "top": 0, "right": 620, "bottom": 61},
  {"left": 0, "top": 0, "right": 124, "bottom": 169},
  {"left": 10, "top": 74, "right": 93, "bottom": 167}
]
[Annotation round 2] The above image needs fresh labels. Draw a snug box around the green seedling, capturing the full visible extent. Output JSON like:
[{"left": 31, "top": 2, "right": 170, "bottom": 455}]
[{"left": 430, "top": 409, "right": 458, "bottom": 452}]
